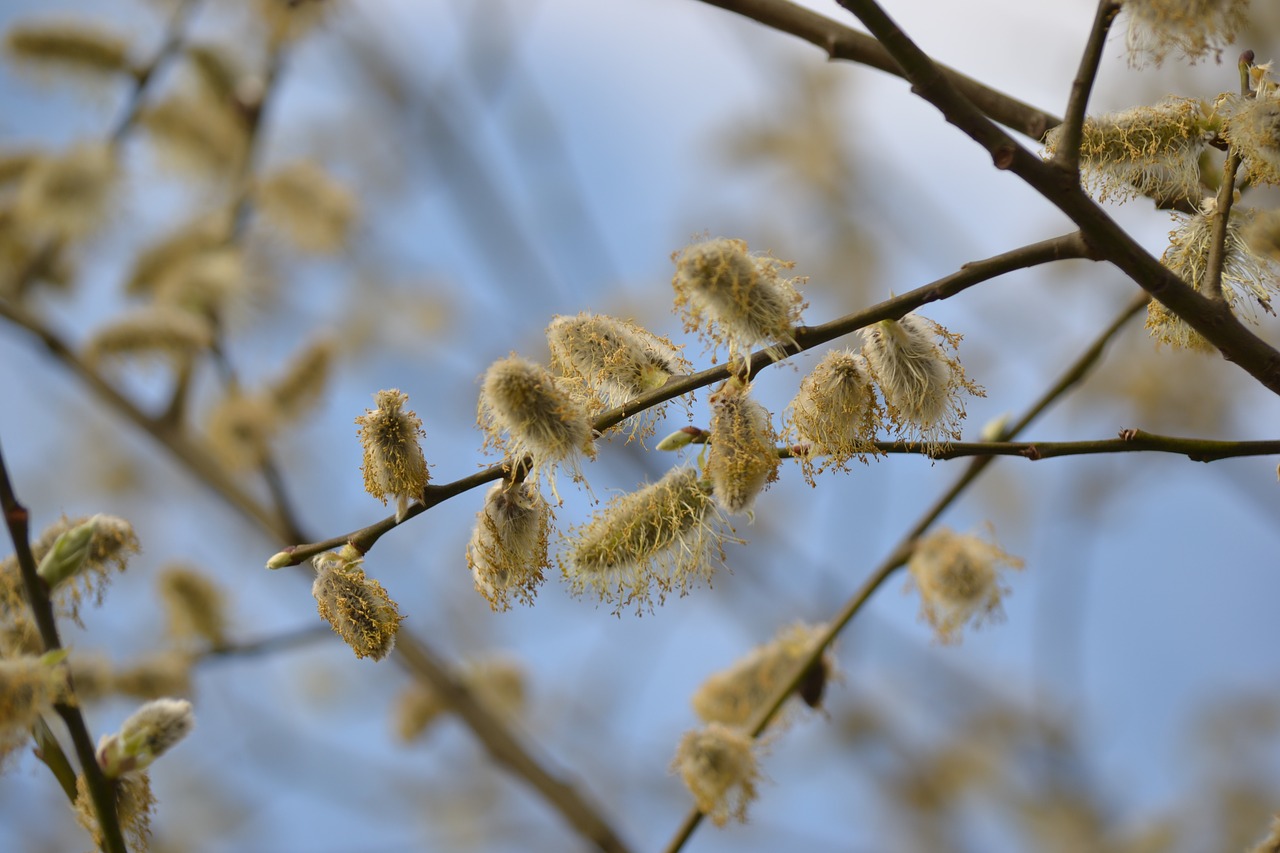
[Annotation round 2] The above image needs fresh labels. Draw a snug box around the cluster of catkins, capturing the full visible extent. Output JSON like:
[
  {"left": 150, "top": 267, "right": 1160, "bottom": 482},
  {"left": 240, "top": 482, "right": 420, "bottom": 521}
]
[
  {"left": 1042, "top": 55, "right": 1280, "bottom": 351},
  {"left": 344, "top": 237, "right": 988, "bottom": 623},
  {"left": 0, "top": 515, "right": 200, "bottom": 850}
]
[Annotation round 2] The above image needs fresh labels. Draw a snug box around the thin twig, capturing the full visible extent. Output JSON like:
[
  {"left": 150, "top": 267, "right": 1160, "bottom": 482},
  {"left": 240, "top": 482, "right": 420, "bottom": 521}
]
[
  {"left": 274, "top": 231, "right": 1093, "bottom": 566},
  {"left": 0, "top": 441, "right": 127, "bottom": 853},
  {"left": 109, "top": 0, "right": 203, "bottom": 144},
  {"left": 832, "top": 0, "right": 1280, "bottom": 395},
  {"left": 1202, "top": 149, "right": 1243, "bottom": 303},
  {"left": 663, "top": 294, "right": 1146, "bottom": 852},
  {"left": 1053, "top": 0, "right": 1121, "bottom": 174},
  {"left": 695, "top": 0, "right": 1058, "bottom": 140}
]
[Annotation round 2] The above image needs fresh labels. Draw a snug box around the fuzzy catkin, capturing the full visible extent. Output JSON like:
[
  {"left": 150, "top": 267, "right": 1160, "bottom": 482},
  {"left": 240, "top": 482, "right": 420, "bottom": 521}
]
[
  {"left": 692, "top": 622, "right": 833, "bottom": 728},
  {"left": 706, "top": 380, "right": 779, "bottom": 515},
  {"left": 907, "top": 526, "right": 1023, "bottom": 645},
  {"left": 672, "top": 237, "right": 804, "bottom": 363},
  {"left": 312, "top": 550, "right": 403, "bottom": 661},
  {"left": 672, "top": 723, "right": 761, "bottom": 827},
  {"left": 564, "top": 466, "right": 724, "bottom": 613},
  {"left": 467, "top": 481, "right": 550, "bottom": 611},
  {"left": 356, "top": 389, "right": 429, "bottom": 522},
  {"left": 788, "top": 349, "right": 881, "bottom": 477},
  {"left": 478, "top": 355, "right": 595, "bottom": 498}
]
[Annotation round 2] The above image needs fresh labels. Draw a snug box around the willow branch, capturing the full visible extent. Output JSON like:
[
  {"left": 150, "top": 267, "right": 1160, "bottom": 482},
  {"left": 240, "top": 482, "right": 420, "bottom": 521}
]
[
  {"left": 271, "top": 231, "right": 1092, "bottom": 567},
  {"left": 832, "top": 0, "right": 1280, "bottom": 395},
  {"left": 0, "top": 441, "right": 127, "bottom": 853},
  {"left": 109, "top": 0, "right": 203, "bottom": 144},
  {"left": 0, "top": 302, "right": 629, "bottom": 853},
  {"left": 1054, "top": 1, "right": 1120, "bottom": 173},
  {"left": 782, "top": 431, "right": 1280, "bottom": 462},
  {"left": 1203, "top": 149, "right": 1243, "bottom": 302},
  {"left": 663, "top": 293, "right": 1146, "bottom": 852},
  {"left": 694, "top": 0, "right": 1058, "bottom": 140}
]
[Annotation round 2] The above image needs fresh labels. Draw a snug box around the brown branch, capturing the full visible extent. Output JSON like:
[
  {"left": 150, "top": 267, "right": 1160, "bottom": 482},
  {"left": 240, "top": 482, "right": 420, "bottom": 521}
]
[
  {"left": 694, "top": 0, "right": 1058, "bottom": 140},
  {"left": 1054, "top": 1, "right": 1121, "bottom": 173},
  {"left": 0, "top": 442, "right": 127, "bottom": 853},
  {"left": 0, "top": 304, "right": 632, "bottom": 853},
  {"left": 271, "top": 231, "right": 1092, "bottom": 567},
  {"left": 782, "top": 432, "right": 1280, "bottom": 462},
  {"left": 663, "top": 293, "right": 1146, "bottom": 852},
  {"left": 1203, "top": 148, "right": 1243, "bottom": 302},
  {"left": 832, "top": 0, "right": 1280, "bottom": 396}
]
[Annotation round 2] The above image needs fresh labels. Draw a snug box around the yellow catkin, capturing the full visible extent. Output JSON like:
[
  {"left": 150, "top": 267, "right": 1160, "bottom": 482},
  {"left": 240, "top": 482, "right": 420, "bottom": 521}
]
[
  {"left": 564, "top": 466, "right": 726, "bottom": 613},
  {"left": 706, "top": 379, "right": 779, "bottom": 515},
  {"left": 125, "top": 213, "right": 233, "bottom": 296},
  {"left": 206, "top": 390, "right": 279, "bottom": 470},
  {"left": 4, "top": 21, "right": 131, "bottom": 78},
  {"left": 74, "top": 771, "right": 155, "bottom": 851},
  {"left": 1123, "top": 0, "right": 1249, "bottom": 67},
  {"left": 466, "top": 481, "right": 550, "bottom": 611},
  {"left": 25, "top": 514, "right": 139, "bottom": 627},
  {"left": 861, "top": 313, "right": 981, "bottom": 452},
  {"left": 788, "top": 349, "right": 882, "bottom": 479},
  {"left": 140, "top": 94, "right": 248, "bottom": 175},
  {"left": 111, "top": 654, "right": 194, "bottom": 700},
  {"left": 478, "top": 355, "right": 595, "bottom": 500},
  {"left": 672, "top": 236, "right": 805, "bottom": 364},
  {"left": 692, "top": 622, "right": 833, "bottom": 728},
  {"left": 907, "top": 526, "right": 1024, "bottom": 645},
  {"left": 356, "top": 389, "right": 430, "bottom": 522},
  {"left": 158, "top": 565, "right": 229, "bottom": 647},
  {"left": 311, "top": 549, "right": 403, "bottom": 661},
  {"left": 1043, "top": 98, "right": 1209, "bottom": 205},
  {"left": 96, "top": 698, "right": 195, "bottom": 777},
  {"left": 547, "top": 312, "right": 688, "bottom": 438},
  {"left": 1147, "top": 201, "right": 1278, "bottom": 351},
  {"left": 671, "top": 723, "right": 761, "bottom": 827},
  {"left": 13, "top": 143, "right": 117, "bottom": 240},
  {"left": 1226, "top": 96, "right": 1280, "bottom": 186},
  {"left": 257, "top": 160, "right": 358, "bottom": 252},
  {"left": 84, "top": 306, "right": 215, "bottom": 366},
  {"left": 268, "top": 335, "right": 335, "bottom": 419}
]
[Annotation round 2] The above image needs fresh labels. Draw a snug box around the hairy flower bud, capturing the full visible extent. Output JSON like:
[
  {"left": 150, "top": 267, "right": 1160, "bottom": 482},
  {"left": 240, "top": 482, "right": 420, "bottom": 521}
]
[
  {"left": 96, "top": 698, "right": 195, "bottom": 778},
  {"left": 862, "top": 314, "right": 981, "bottom": 452},
  {"left": 788, "top": 349, "right": 881, "bottom": 478},
  {"left": 1147, "top": 201, "right": 1278, "bottom": 351},
  {"left": 312, "top": 548, "right": 403, "bottom": 661},
  {"left": 478, "top": 355, "right": 595, "bottom": 500},
  {"left": 74, "top": 771, "right": 155, "bottom": 851},
  {"left": 907, "top": 526, "right": 1024, "bottom": 645},
  {"left": 706, "top": 379, "right": 779, "bottom": 515},
  {"left": 1122, "top": 0, "right": 1248, "bottom": 67},
  {"left": 547, "top": 312, "right": 688, "bottom": 437},
  {"left": 356, "top": 389, "right": 429, "bottom": 522},
  {"left": 257, "top": 160, "right": 358, "bottom": 253},
  {"left": 1043, "top": 98, "right": 1210, "bottom": 205},
  {"left": 672, "top": 237, "right": 805, "bottom": 364},
  {"left": 158, "top": 565, "right": 229, "bottom": 648},
  {"left": 692, "top": 622, "right": 834, "bottom": 728},
  {"left": 84, "top": 306, "right": 215, "bottom": 366},
  {"left": 467, "top": 481, "right": 550, "bottom": 611},
  {"left": 1, "top": 656, "right": 70, "bottom": 759},
  {"left": 4, "top": 21, "right": 132, "bottom": 79},
  {"left": 564, "top": 466, "right": 728, "bottom": 613},
  {"left": 671, "top": 723, "right": 761, "bottom": 827}
]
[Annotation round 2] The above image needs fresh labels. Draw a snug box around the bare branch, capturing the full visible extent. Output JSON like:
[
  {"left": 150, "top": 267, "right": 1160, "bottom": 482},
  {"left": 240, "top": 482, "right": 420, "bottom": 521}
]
[{"left": 1054, "top": 1, "right": 1121, "bottom": 173}]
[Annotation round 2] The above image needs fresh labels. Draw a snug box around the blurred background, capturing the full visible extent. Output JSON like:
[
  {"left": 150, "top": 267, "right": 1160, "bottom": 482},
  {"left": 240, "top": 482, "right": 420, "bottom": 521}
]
[{"left": 2, "top": 0, "right": 1280, "bottom": 850}]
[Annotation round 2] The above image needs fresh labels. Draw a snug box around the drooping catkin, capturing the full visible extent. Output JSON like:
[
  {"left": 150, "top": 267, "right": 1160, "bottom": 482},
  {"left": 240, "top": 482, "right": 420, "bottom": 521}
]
[
  {"left": 1147, "top": 200, "right": 1278, "bottom": 351},
  {"left": 84, "top": 306, "right": 215, "bottom": 366},
  {"left": 692, "top": 622, "right": 834, "bottom": 728},
  {"left": 4, "top": 20, "right": 132, "bottom": 80},
  {"left": 1122, "top": 0, "right": 1249, "bottom": 67},
  {"left": 546, "top": 312, "right": 688, "bottom": 437},
  {"left": 157, "top": 565, "right": 229, "bottom": 648},
  {"left": 1042, "top": 98, "right": 1210, "bottom": 205},
  {"left": 861, "top": 313, "right": 981, "bottom": 452},
  {"left": 256, "top": 161, "right": 358, "bottom": 253},
  {"left": 74, "top": 771, "right": 155, "bottom": 852},
  {"left": 706, "top": 379, "right": 779, "bottom": 515},
  {"left": 563, "top": 466, "right": 726, "bottom": 613},
  {"left": 478, "top": 355, "right": 595, "bottom": 499},
  {"left": 787, "top": 349, "right": 882, "bottom": 479},
  {"left": 907, "top": 526, "right": 1024, "bottom": 645},
  {"left": 13, "top": 143, "right": 117, "bottom": 241},
  {"left": 467, "top": 481, "right": 550, "bottom": 611},
  {"left": 672, "top": 236, "right": 805, "bottom": 364},
  {"left": 311, "top": 547, "right": 403, "bottom": 661},
  {"left": 671, "top": 723, "right": 762, "bottom": 827},
  {"left": 1225, "top": 95, "right": 1280, "bottom": 187},
  {"left": 356, "top": 389, "right": 429, "bottom": 523}
]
